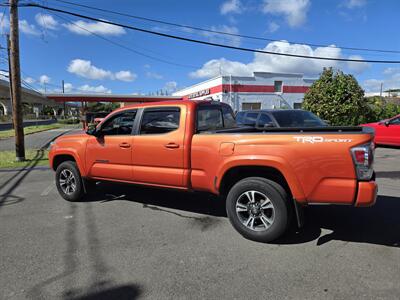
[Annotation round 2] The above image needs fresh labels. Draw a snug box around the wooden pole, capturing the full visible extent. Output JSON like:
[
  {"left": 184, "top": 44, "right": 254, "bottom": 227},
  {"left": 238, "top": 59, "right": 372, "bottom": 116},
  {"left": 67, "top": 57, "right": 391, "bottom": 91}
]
[{"left": 9, "top": 0, "right": 25, "bottom": 161}]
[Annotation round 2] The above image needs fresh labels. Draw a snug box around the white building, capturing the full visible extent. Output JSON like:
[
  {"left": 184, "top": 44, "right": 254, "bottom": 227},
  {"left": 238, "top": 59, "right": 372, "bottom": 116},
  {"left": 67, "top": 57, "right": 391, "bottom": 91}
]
[{"left": 173, "top": 72, "right": 315, "bottom": 111}]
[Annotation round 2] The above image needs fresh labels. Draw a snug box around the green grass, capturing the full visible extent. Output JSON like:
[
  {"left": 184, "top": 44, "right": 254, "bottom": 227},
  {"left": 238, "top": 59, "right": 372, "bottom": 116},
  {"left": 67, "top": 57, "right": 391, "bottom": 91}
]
[
  {"left": 0, "top": 123, "right": 63, "bottom": 139},
  {"left": 0, "top": 149, "right": 49, "bottom": 169}
]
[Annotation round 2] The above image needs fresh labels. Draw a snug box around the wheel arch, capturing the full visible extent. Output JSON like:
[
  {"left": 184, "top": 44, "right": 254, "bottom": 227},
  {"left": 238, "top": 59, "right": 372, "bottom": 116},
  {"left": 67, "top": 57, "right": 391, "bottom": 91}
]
[
  {"left": 52, "top": 151, "right": 85, "bottom": 176},
  {"left": 217, "top": 158, "right": 305, "bottom": 202}
]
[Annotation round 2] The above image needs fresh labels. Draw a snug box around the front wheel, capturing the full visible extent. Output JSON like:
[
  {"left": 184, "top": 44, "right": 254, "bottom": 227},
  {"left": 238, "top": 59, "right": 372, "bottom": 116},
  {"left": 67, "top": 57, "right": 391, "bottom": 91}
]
[
  {"left": 55, "top": 161, "right": 84, "bottom": 202},
  {"left": 226, "top": 177, "right": 291, "bottom": 243}
]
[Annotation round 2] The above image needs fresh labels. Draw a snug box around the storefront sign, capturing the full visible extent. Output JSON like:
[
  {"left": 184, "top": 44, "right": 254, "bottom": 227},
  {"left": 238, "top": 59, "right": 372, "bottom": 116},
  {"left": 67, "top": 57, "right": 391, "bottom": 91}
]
[{"left": 188, "top": 89, "right": 210, "bottom": 99}]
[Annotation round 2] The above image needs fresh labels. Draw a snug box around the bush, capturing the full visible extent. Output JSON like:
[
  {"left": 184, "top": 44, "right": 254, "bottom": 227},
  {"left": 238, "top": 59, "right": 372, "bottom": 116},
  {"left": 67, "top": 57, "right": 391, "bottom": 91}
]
[
  {"left": 365, "top": 96, "right": 400, "bottom": 122},
  {"left": 303, "top": 68, "right": 370, "bottom": 126}
]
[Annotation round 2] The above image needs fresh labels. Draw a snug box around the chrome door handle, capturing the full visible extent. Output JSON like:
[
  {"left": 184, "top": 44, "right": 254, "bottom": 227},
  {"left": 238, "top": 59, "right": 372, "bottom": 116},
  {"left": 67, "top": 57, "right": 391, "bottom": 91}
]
[
  {"left": 119, "top": 142, "right": 131, "bottom": 148},
  {"left": 164, "top": 143, "right": 179, "bottom": 149}
]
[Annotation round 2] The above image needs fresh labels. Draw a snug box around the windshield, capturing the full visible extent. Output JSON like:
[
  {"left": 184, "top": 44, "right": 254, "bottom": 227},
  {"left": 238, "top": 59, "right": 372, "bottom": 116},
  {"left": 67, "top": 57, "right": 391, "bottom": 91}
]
[{"left": 271, "top": 110, "right": 326, "bottom": 127}]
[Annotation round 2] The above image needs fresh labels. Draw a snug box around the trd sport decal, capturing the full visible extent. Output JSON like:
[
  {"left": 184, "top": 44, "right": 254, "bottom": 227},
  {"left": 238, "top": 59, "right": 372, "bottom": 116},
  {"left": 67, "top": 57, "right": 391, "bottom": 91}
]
[{"left": 293, "top": 136, "right": 353, "bottom": 144}]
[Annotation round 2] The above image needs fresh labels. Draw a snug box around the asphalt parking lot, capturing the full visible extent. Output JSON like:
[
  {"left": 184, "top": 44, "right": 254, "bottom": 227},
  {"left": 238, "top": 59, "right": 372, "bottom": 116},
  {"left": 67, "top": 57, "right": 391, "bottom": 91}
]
[{"left": 0, "top": 148, "right": 399, "bottom": 299}]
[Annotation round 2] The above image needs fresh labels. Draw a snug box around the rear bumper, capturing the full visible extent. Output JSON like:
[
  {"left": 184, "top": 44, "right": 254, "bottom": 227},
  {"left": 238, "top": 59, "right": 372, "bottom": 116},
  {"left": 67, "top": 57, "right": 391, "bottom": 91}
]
[{"left": 354, "top": 181, "right": 378, "bottom": 207}]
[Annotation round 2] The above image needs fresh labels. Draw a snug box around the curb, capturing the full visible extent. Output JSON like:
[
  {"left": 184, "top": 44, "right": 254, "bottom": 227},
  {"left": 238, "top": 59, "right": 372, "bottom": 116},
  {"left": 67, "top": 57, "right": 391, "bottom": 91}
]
[
  {"left": 0, "top": 126, "right": 63, "bottom": 140},
  {"left": 0, "top": 166, "right": 50, "bottom": 172}
]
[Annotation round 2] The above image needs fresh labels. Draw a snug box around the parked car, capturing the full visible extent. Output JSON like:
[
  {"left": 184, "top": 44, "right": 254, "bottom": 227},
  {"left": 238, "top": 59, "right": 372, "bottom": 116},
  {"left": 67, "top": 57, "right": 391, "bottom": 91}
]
[
  {"left": 236, "top": 109, "right": 327, "bottom": 128},
  {"left": 361, "top": 114, "right": 400, "bottom": 147},
  {"left": 49, "top": 100, "right": 377, "bottom": 242}
]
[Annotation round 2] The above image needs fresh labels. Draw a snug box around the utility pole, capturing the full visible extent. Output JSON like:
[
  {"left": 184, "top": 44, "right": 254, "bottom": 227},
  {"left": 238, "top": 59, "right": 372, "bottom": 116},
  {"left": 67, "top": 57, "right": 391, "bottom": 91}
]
[
  {"left": 9, "top": 0, "right": 25, "bottom": 161},
  {"left": 62, "top": 80, "right": 66, "bottom": 117}
]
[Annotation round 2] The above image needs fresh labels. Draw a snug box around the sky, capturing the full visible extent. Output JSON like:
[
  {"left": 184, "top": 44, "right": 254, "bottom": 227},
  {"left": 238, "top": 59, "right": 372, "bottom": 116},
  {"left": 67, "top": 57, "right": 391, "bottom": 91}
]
[{"left": 0, "top": 0, "right": 399, "bottom": 95}]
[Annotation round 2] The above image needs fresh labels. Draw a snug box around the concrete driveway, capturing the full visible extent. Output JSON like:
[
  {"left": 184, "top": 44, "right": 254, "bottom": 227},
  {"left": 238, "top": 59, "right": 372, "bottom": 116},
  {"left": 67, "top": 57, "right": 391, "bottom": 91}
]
[{"left": 0, "top": 148, "right": 399, "bottom": 299}]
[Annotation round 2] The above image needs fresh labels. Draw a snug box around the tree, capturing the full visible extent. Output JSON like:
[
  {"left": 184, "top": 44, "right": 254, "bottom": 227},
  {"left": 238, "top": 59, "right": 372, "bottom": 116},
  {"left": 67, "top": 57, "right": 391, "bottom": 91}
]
[
  {"left": 365, "top": 96, "right": 400, "bottom": 121},
  {"left": 302, "top": 68, "right": 370, "bottom": 126}
]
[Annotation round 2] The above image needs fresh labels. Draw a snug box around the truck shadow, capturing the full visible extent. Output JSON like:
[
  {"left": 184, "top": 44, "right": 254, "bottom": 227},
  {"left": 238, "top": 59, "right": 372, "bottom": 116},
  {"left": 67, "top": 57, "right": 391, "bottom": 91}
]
[
  {"left": 87, "top": 183, "right": 227, "bottom": 218},
  {"left": 278, "top": 195, "right": 400, "bottom": 247},
  {"left": 86, "top": 184, "right": 400, "bottom": 247}
]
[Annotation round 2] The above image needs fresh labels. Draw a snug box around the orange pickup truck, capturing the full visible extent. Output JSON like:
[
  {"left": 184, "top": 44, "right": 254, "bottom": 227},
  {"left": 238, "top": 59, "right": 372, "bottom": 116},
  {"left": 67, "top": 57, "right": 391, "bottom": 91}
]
[{"left": 49, "top": 100, "right": 377, "bottom": 242}]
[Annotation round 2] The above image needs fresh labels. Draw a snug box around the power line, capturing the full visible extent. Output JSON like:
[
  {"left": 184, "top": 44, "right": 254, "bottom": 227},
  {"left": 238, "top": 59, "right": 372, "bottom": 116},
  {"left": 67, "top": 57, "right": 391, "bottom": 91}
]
[
  {"left": 18, "top": 3, "right": 400, "bottom": 64},
  {"left": 47, "top": 0, "right": 400, "bottom": 55},
  {"left": 51, "top": 11, "right": 199, "bottom": 69}
]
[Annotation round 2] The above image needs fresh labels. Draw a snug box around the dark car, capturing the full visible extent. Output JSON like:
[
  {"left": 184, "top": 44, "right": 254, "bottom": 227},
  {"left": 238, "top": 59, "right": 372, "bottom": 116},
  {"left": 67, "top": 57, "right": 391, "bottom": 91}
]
[{"left": 236, "top": 109, "right": 327, "bottom": 128}]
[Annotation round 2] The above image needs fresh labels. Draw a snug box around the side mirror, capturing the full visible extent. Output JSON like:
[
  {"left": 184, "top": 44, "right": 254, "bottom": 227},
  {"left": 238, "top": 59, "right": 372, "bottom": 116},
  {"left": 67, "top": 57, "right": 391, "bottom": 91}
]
[
  {"left": 86, "top": 124, "right": 100, "bottom": 136},
  {"left": 384, "top": 121, "right": 390, "bottom": 127}
]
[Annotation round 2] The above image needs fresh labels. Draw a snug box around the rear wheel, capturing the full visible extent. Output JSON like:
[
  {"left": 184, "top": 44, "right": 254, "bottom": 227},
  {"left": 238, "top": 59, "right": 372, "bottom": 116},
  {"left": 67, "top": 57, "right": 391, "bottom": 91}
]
[
  {"left": 226, "top": 177, "right": 291, "bottom": 242},
  {"left": 55, "top": 161, "right": 84, "bottom": 202}
]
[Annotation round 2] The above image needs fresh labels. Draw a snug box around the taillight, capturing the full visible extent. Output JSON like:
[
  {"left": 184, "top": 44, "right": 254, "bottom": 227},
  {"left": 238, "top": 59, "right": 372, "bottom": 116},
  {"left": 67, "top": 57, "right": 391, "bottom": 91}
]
[{"left": 351, "top": 143, "right": 374, "bottom": 181}]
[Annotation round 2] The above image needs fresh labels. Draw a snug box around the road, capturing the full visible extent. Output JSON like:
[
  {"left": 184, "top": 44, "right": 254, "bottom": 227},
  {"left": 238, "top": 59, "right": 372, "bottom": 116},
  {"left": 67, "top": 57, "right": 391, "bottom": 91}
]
[
  {"left": 0, "top": 127, "right": 81, "bottom": 151},
  {"left": 0, "top": 119, "right": 57, "bottom": 131},
  {"left": 0, "top": 148, "right": 399, "bottom": 299}
]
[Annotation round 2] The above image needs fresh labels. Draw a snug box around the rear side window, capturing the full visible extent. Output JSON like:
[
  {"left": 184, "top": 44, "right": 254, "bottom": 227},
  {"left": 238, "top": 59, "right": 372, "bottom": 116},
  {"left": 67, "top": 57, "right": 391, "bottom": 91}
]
[
  {"left": 197, "top": 105, "right": 237, "bottom": 132},
  {"left": 236, "top": 112, "right": 245, "bottom": 124},
  {"left": 140, "top": 108, "right": 180, "bottom": 134},
  {"left": 197, "top": 107, "right": 223, "bottom": 131}
]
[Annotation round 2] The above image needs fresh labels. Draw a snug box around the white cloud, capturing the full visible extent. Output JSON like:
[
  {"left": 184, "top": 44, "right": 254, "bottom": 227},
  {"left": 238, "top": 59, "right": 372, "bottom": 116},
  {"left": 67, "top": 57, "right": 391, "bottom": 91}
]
[
  {"left": 343, "top": 0, "right": 366, "bottom": 9},
  {"left": 346, "top": 55, "right": 369, "bottom": 74},
  {"left": 63, "top": 19, "right": 125, "bottom": 36},
  {"left": 67, "top": 59, "right": 136, "bottom": 82},
  {"left": 190, "top": 58, "right": 251, "bottom": 78},
  {"left": 63, "top": 83, "right": 73, "bottom": 92},
  {"left": 39, "top": 75, "right": 51, "bottom": 84},
  {"left": 267, "top": 21, "right": 280, "bottom": 33},
  {"left": 220, "top": 0, "right": 242, "bottom": 15},
  {"left": 146, "top": 71, "right": 163, "bottom": 79},
  {"left": 78, "top": 84, "right": 111, "bottom": 94},
  {"left": 383, "top": 67, "right": 400, "bottom": 75},
  {"left": 19, "top": 20, "right": 41, "bottom": 36},
  {"left": 164, "top": 81, "right": 178, "bottom": 93},
  {"left": 262, "top": 0, "right": 310, "bottom": 27},
  {"left": 24, "top": 77, "right": 36, "bottom": 84},
  {"left": 191, "top": 40, "right": 369, "bottom": 79},
  {"left": 114, "top": 70, "right": 137, "bottom": 82},
  {"left": 67, "top": 59, "right": 113, "bottom": 80},
  {"left": 202, "top": 25, "right": 241, "bottom": 47},
  {"left": 35, "top": 13, "right": 58, "bottom": 30},
  {"left": 363, "top": 69, "right": 400, "bottom": 93}
]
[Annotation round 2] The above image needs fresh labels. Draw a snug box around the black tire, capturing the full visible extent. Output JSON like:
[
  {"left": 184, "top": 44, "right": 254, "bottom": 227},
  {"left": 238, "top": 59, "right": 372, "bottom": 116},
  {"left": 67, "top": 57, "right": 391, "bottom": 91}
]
[
  {"left": 226, "top": 177, "right": 291, "bottom": 243},
  {"left": 55, "top": 161, "right": 84, "bottom": 202}
]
